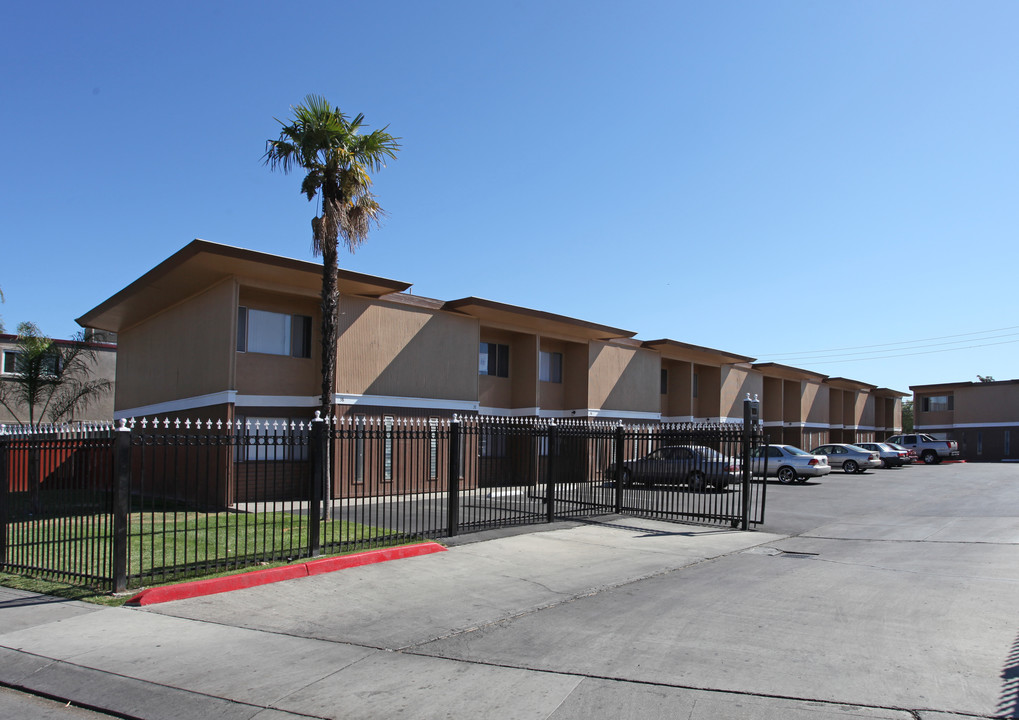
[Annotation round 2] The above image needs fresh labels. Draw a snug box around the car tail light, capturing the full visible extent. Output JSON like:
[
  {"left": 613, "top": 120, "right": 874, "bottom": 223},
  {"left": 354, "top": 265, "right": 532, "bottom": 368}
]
[{"left": 870, "top": 453, "right": 879, "bottom": 460}]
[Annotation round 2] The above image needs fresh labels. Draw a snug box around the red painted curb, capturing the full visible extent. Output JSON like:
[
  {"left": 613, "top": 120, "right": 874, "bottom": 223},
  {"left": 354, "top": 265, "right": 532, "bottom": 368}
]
[{"left": 126, "top": 542, "right": 447, "bottom": 606}]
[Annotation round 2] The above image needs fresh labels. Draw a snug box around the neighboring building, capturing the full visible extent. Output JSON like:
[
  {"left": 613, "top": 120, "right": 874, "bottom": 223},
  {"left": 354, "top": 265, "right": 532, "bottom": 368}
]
[
  {"left": 75, "top": 239, "right": 904, "bottom": 497},
  {"left": 0, "top": 333, "right": 116, "bottom": 426},
  {"left": 912, "top": 380, "right": 1019, "bottom": 461}
]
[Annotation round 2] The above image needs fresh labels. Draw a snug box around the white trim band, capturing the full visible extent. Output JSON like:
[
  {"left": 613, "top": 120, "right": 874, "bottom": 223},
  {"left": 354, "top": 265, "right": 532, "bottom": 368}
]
[{"left": 334, "top": 393, "right": 480, "bottom": 412}]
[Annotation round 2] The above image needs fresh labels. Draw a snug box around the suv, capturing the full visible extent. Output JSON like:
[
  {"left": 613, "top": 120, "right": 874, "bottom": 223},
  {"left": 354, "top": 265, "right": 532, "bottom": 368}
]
[{"left": 885, "top": 434, "right": 959, "bottom": 464}]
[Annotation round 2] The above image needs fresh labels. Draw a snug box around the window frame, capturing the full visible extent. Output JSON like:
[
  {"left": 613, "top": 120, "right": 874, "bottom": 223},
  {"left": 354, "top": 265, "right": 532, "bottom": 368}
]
[
  {"left": 236, "top": 306, "right": 312, "bottom": 359},
  {"left": 539, "top": 351, "right": 563, "bottom": 383},
  {"left": 479, "top": 342, "right": 510, "bottom": 378}
]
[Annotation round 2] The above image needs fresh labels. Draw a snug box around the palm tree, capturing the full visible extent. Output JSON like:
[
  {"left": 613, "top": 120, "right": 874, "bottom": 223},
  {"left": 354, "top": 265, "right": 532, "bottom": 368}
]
[{"left": 264, "top": 95, "right": 399, "bottom": 416}]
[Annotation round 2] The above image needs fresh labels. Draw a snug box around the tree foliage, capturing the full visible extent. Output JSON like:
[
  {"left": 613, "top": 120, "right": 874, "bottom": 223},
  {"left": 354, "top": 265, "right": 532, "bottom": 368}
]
[
  {"left": 901, "top": 400, "right": 914, "bottom": 432},
  {"left": 0, "top": 322, "right": 112, "bottom": 427},
  {"left": 264, "top": 95, "right": 399, "bottom": 414},
  {"left": 977, "top": 374, "right": 995, "bottom": 382}
]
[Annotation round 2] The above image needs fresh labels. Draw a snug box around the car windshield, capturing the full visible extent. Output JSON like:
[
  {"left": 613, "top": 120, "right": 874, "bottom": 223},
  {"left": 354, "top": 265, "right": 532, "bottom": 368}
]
[
  {"left": 694, "top": 447, "right": 725, "bottom": 460},
  {"left": 783, "top": 446, "right": 812, "bottom": 456},
  {"left": 844, "top": 444, "right": 868, "bottom": 452},
  {"left": 886, "top": 443, "right": 906, "bottom": 450}
]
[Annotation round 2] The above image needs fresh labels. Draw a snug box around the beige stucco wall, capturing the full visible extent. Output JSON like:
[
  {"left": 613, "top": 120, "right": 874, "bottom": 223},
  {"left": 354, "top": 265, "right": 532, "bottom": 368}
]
[
  {"left": 859, "top": 392, "right": 875, "bottom": 428},
  {"left": 336, "top": 296, "right": 478, "bottom": 402},
  {"left": 236, "top": 287, "right": 320, "bottom": 397},
  {"left": 538, "top": 338, "right": 568, "bottom": 410},
  {"left": 661, "top": 359, "right": 692, "bottom": 417},
  {"left": 805, "top": 382, "right": 828, "bottom": 425},
  {"left": 587, "top": 342, "right": 659, "bottom": 414},
  {"left": 720, "top": 365, "right": 761, "bottom": 420},
  {"left": 956, "top": 384, "right": 1019, "bottom": 424},
  {"left": 693, "top": 365, "right": 722, "bottom": 419},
  {"left": 116, "top": 280, "right": 236, "bottom": 411}
]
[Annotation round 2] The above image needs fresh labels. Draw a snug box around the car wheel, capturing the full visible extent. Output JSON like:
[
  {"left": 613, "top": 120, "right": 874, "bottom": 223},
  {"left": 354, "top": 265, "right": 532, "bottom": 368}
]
[
  {"left": 687, "top": 470, "right": 707, "bottom": 492},
  {"left": 712, "top": 476, "right": 728, "bottom": 491},
  {"left": 921, "top": 450, "right": 938, "bottom": 465},
  {"left": 620, "top": 468, "right": 633, "bottom": 488},
  {"left": 777, "top": 466, "right": 797, "bottom": 484},
  {"left": 843, "top": 460, "right": 859, "bottom": 474}
]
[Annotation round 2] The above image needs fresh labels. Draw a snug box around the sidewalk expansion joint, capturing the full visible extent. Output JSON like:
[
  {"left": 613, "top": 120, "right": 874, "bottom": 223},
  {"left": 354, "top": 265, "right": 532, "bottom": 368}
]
[
  {"left": 0, "top": 647, "right": 333, "bottom": 720},
  {"left": 395, "top": 536, "right": 790, "bottom": 652},
  {"left": 394, "top": 648, "right": 949, "bottom": 720}
]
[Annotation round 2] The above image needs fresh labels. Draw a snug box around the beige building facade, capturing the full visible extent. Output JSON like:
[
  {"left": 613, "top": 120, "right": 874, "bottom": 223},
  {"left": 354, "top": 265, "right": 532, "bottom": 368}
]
[
  {"left": 76, "top": 240, "right": 903, "bottom": 444},
  {"left": 913, "top": 380, "right": 1019, "bottom": 461}
]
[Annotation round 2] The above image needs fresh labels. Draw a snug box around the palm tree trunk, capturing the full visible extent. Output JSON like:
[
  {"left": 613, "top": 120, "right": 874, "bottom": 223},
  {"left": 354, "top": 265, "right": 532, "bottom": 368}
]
[{"left": 319, "top": 238, "right": 338, "bottom": 418}]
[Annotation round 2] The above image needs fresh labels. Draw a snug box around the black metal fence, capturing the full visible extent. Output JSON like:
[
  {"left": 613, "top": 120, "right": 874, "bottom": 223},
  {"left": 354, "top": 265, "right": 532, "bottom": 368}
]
[{"left": 1, "top": 415, "right": 766, "bottom": 591}]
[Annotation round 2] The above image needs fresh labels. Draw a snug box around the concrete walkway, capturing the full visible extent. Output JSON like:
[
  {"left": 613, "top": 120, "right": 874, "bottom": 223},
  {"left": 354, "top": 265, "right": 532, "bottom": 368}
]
[{"left": 2, "top": 490, "right": 1017, "bottom": 719}]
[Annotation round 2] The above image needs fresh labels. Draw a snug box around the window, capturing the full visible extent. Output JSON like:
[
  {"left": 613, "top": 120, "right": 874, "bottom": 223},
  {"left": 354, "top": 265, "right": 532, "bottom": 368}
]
[
  {"left": 692, "top": 372, "right": 699, "bottom": 398},
  {"left": 479, "top": 342, "right": 509, "bottom": 377},
  {"left": 237, "top": 307, "right": 312, "bottom": 358},
  {"left": 539, "top": 351, "right": 563, "bottom": 383},
  {"left": 240, "top": 417, "right": 307, "bottom": 462},
  {"left": 921, "top": 395, "right": 953, "bottom": 412},
  {"left": 383, "top": 416, "right": 394, "bottom": 482},
  {"left": 428, "top": 418, "right": 439, "bottom": 481},
  {"left": 660, "top": 368, "right": 668, "bottom": 395},
  {"left": 2, "top": 350, "right": 60, "bottom": 376},
  {"left": 977, "top": 432, "right": 983, "bottom": 455},
  {"left": 1006, "top": 431, "right": 1011, "bottom": 457}
]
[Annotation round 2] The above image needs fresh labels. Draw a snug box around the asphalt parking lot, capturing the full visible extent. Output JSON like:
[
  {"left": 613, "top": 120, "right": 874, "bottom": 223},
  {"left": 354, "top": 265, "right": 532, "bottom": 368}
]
[{"left": 3, "top": 461, "right": 1019, "bottom": 719}]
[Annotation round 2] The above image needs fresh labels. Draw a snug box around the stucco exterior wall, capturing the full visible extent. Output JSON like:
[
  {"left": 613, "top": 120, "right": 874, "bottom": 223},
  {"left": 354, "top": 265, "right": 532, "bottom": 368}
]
[
  {"left": 720, "top": 365, "right": 761, "bottom": 420},
  {"left": 587, "top": 342, "right": 659, "bottom": 414},
  {"left": 115, "top": 280, "right": 235, "bottom": 412},
  {"left": 236, "top": 287, "right": 320, "bottom": 397},
  {"left": 336, "top": 296, "right": 478, "bottom": 402}
]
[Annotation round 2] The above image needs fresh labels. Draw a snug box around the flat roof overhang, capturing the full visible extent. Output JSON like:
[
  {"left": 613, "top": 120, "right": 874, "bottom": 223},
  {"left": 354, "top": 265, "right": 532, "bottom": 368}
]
[
  {"left": 76, "top": 239, "right": 412, "bottom": 332},
  {"left": 872, "top": 387, "right": 910, "bottom": 397},
  {"left": 751, "top": 362, "right": 828, "bottom": 383},
  {"left": 825, "top": 376, "right": 878, "bottom": 392},
  {"left": 443, "top": 297, "right": 635, "bottom": 342},
  {"left": 642, "top": 339, "right": 754, "bottom": 366}
]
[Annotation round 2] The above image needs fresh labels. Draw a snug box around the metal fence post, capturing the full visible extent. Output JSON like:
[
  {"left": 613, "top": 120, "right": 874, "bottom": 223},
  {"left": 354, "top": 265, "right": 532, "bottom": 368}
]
[
  {"left": 0, "top": 432, "right": 8, "bottom": 570},
  {"left": 614, "top": 422, "right": 625, "bottom": 514},
  {"left": 309, "top": 413, "right": 324, "bottom": 557},
  {"left": 545, "top": 422, "right": 557, "bottom": 523},
  {"left": 112, "top": 420, "right": 131, "bottom": 593},
  {"left": 741, "top": 394, "right": 760, "bottom": 531},
  {"left": 447, "top": 417, "right": 461, "bottom": 537}
]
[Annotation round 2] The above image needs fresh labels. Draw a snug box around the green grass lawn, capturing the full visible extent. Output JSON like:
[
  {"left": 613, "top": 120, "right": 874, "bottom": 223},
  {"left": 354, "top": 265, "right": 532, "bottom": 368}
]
[{"left": 4, "top": 508, "right": 417, "bottom": 592}]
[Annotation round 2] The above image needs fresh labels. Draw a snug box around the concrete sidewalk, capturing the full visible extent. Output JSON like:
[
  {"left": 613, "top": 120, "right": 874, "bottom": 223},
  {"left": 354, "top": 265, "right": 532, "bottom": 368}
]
[{"left": 0, "top": 513, "right": 1009, "bottom": 719}]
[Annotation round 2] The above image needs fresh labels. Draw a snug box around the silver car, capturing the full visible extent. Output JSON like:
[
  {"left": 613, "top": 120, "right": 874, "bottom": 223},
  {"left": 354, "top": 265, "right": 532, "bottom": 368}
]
[
  {"left": 855, "top": 442, "right": 909, "bottom": 468},
  {"left": 749, "top": 444, "right": 831, "bottom": 483},
  {"left": 606, "top": 445, "right": 740, "bottom": 491},
  {"left": 810, "top": 443, "right": 882, "bottom": 474}
]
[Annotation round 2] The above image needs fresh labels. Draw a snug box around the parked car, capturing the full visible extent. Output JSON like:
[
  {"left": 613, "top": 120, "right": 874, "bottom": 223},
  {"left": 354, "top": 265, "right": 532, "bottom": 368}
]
[
  {"left": 854, "top": 442, "right": 909, "bottom": 468},
  {"left": 749, "top": 445, "right": 831, "bottom": 483},
  {"left": 809, "top": 443, "right": 882, "bottom": 473},
  {"left": 885, "top": 434, "right": 960, "bottom": 464},
  {"left": 886, "top": 442, "right": 916, "bottom": 464},
  {"left": 606, "top": 445, "right": 740, "bottom": 491}
]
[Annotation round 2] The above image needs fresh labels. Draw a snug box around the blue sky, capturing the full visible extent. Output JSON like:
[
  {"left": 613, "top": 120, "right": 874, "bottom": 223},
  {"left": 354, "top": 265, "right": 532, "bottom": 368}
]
[{"left": 2, "top": 1, "right": 1016, "bottom": 394}]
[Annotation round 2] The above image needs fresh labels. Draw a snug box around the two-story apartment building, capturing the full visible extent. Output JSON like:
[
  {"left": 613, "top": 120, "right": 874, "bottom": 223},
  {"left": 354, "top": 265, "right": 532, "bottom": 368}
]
[
  {"left": 912, "top": 380, "right": 1019, "bottom": 461},
  {"left": 75, "top": 240, "right": 904, "bottom": 497}
]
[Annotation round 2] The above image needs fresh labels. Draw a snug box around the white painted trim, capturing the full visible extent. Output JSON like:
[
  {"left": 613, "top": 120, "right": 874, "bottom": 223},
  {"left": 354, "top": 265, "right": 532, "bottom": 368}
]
[
  {"left": 236, "top": 395, "right": 319, "bottom": 408},
  {"left": 335, "top": 393, "right": 480, "bottom": 412},
  {"left": 114, "top": 391, "right": 237, "bottom": 419},
  {"left": 661, "top": 415, "right": 695, "bottom": 423},
  {"left": 918, "top": 421, "right": 1019, "bottom": 430},
  {"left": 478, "top": 406, "right": 540, "bottom": 417},
  {"left": 585, "top": 408, "right": 661, "bottom": 421}
]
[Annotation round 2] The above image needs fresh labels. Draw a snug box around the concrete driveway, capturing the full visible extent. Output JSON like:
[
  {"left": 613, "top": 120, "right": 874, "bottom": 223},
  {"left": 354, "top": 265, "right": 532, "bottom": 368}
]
[{"left": 2, "top": 462, "right": 1018, "bottom": 719}]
